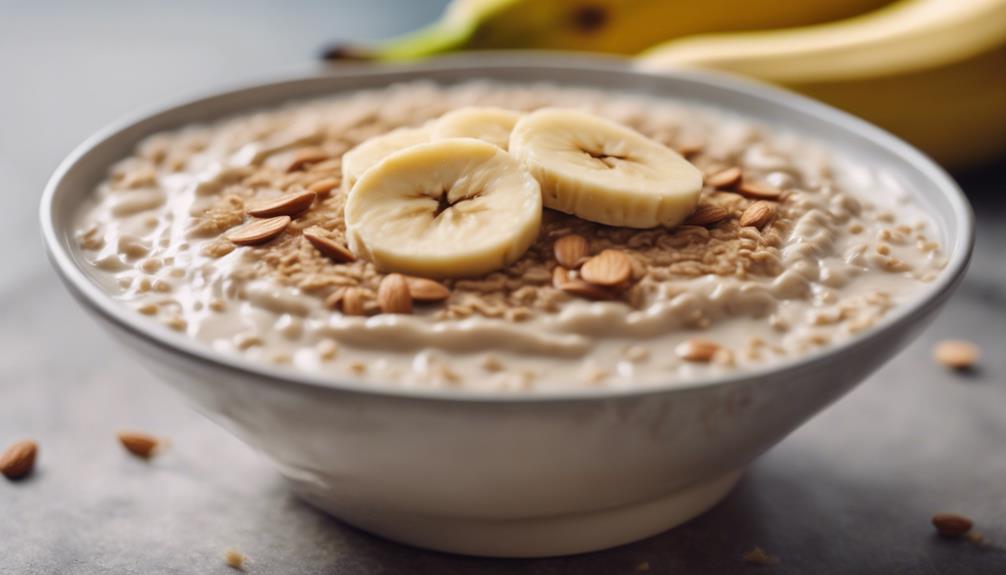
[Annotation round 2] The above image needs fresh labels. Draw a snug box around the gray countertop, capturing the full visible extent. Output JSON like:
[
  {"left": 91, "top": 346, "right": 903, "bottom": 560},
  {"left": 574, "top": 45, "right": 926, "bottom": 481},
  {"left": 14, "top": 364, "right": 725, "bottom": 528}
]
[{"left": 1, "top": 2, "right": 1004, "bottom": 573}]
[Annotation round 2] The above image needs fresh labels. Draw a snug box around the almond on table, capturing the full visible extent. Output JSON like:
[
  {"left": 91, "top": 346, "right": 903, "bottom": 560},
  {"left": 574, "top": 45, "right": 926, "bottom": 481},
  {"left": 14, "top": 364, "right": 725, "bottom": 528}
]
[
  {"left": 1, "top": 439, "right": 38, "bottom": 480},
  {"left": 117, "top": 431, "right": 161, "bottom": 459},
  {"left": 932, "top": 513, "right": 974, "bottom": 537},
  {"left": 933, "top": 340, "right": 980, "bottom": 370}
]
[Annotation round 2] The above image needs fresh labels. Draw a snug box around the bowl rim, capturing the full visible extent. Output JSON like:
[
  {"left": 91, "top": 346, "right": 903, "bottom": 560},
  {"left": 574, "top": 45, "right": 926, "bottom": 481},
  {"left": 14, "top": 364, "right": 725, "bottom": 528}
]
[{"left": 40, "top": 54, "right": 975, "bottom": 404}]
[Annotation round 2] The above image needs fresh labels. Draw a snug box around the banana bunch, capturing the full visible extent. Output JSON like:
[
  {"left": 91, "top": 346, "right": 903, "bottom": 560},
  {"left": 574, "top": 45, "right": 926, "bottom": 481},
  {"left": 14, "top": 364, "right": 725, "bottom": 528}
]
[
  {"left": 640, "top": 0, "right": 1006, "bottom": 168},
  {"left": 343, "top": 108, "right": 702, "bottom": 278},
  {"left": 328, "top": 0, "right": 1006, "bottom": 168}
]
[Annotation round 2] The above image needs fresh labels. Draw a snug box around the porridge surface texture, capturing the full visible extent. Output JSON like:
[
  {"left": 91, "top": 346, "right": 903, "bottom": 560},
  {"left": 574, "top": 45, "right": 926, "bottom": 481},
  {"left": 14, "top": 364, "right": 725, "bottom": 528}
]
[{"left": 74, "top": 81, "right": 946, "bottom": 392}]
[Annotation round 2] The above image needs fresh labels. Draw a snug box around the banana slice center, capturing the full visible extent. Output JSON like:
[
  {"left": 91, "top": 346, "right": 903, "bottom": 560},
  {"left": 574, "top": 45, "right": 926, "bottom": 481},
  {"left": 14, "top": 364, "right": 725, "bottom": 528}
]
[{"left": 345, "top": 138, "right": 542, "bottom": 278}]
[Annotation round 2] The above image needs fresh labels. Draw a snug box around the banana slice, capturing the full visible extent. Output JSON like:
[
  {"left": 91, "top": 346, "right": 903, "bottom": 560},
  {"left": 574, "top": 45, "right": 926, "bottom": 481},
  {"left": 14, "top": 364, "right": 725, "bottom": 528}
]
[
  {"left": 345, "top": 138, "right": 542, "bottom": 279},
  {"left": 431, "top": 106, "right": 523, "bottom": 150},
  {"left": 509, "top": 108, "right": 703, "bottom": 228},
  {"left": 341, "top": 124, "right": 431, "bottom": 190}
]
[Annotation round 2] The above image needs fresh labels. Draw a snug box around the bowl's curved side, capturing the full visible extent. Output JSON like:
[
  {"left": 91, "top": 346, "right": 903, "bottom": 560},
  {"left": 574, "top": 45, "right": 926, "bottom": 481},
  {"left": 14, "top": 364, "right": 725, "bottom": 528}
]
[
  {"left": 66, "top": 261, "right": 952, "bottom": 556},
  {"left": 40, "top": 56, "right": 974, "bottom": 403},
  {"left": 40, "top": 56, "right": 975, "bottom": 556}
]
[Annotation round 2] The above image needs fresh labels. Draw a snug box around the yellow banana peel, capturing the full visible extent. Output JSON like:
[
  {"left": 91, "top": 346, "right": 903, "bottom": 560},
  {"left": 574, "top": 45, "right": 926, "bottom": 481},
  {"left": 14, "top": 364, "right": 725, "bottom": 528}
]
[
  {"left": 639, "top": 0, "right": 1006, "bottom": 168},
  {"left": 336, "top": 0, "right": 893, "bottom": 59}
]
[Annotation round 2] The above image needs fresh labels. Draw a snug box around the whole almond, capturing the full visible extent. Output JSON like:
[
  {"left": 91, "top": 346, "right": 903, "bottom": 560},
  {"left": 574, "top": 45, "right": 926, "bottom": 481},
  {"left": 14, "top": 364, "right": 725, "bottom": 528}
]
[
  {"left": 737, "top": 181, "right": 782, "bottom": 200},
  {"left": 739, "top": 201, "right": 776, "bottom": 229},
  {"left": 407, "top": 277, "right": 451, "bottom": 302},
  {"left": 226, "top": 216, "right": 290, "bottom": 246},
  {"left": 117, "top": 431, "right": 159, "bottom": 459},
  {"left": 685, "top": 204, "right": 730, "bottom": 226},
  {"left": 1, "top": 439, "right": 38, "bottom": 480},
  {"left": 676, "top": 338, "right": 720, "bottom": 362},
  {"left": 933, "top": 340, "right": 980, "bottom": 370},
  {"left": 932, "top": 513, "right": 973, "bottom": 537},
  {"left": 307, "top": 177, "right": 341, "bottom": 196},
  {"left": 303, "top": 229, "right": 355, "bottom": 263},
  {"left": 705, "top": 167, "right": 742, "bottom": 190},
  {"left": 554, "top": 234, "right": 591, "bottom": 269},
  {"left": 580, "top": 249, "right": 633, "bottom": 286},
  {"left": 378, "top": 274, "right": 412, "bottom": 314},
  {"left": 247, "top": 190, "right": 316, "bottom": 218},
  {"left": 340, "top": 287, "right": 367, "bottom": 316},
  {"left": 286, "top": 147, "right": 329, "bottom": 172}
]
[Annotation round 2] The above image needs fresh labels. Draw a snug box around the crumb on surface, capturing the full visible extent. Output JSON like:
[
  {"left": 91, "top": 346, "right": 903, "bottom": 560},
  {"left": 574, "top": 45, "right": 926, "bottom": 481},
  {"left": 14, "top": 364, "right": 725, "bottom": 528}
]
[
  {"left": 635, "top": 560, "right": 651, "bottom": 572},
  {"left": 224, "top": 548, "right": 246, "bottom": 570},
  {"left": 742, "top": 546, "right": 779, "bottom": 565}
]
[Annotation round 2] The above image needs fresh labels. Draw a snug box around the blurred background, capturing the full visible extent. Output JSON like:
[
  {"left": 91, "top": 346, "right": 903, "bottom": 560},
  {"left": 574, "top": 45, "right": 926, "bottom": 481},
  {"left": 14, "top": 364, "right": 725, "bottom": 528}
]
[{"left": 1, "top": 1, "right": 1003, "bottom": 574}]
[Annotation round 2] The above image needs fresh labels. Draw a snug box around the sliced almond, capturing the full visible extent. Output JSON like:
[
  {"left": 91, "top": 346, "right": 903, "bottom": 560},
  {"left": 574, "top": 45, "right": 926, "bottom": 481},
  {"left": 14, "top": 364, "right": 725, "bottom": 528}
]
[
  {"left": 739, "top": 201, "right": 776, "bottom": 229},
  {"left": 685, "top": 204, "right": 730, "bottom": 226},
  {"left": 676, "top": 338, "right": 720, "bottom": 362},
  {"left": 553, "top": 266, "right": 572, "bottom": 289},
  {"left": 303, "top": 229, "right": 355, "bottom": 263},
  {"left": 559, "top": 278, "right": 618, "bottom": 301},
  {"left": 226, "top": 216, "right": 290, "bottom": 246},
  {"left": 117, "top": 431, "right": 159, "bottom": 459},
  {"left": 705, "top": 167, "right": 742, "bottom": 190},
  {"left": 286, "top": 147, "right": 329, "bottom": 172},
  {"left": 675, "top": 142, "right": 704, "bottom": 157},
  {"left": 247, "top": 190, "right": 316, "bottom": 218},
  {"left": 933, "top": 340, "right": 980, "bottom": 370},
  {"left": 553, "top": 266, "right": 615, "bottom": 300},
  {"left": 580, "top": 249, "right": 632, "bottom": 287},
  {"left": 554, "top": 234, "right": 591, "bottom": 269},
  {"left": 932, "top": 513, "right": 973, "bottom": 537},
  {"left": 340, "top": 287, "right": 367, "bottom": 316},
  {"left": 736, "top": 181, "right": 782, "bottom": 201},
  {"left": 1, "top": 439, "right": 37, "bottom": 480},
  {"left": 406, "top": 277, "right": 451, "bottom": 302},
  {"left": 377, "top": 274, "right": 412, "bottom": 314},
  {"left": 307, "top": 177, "right": 341, "bottom": 196}
]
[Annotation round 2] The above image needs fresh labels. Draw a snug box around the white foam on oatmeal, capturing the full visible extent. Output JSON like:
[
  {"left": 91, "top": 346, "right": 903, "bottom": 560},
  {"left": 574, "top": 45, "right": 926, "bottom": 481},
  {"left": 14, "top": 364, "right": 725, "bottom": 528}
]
[{"left": 73, "top": 81, "right": 947, "bottom": 392}]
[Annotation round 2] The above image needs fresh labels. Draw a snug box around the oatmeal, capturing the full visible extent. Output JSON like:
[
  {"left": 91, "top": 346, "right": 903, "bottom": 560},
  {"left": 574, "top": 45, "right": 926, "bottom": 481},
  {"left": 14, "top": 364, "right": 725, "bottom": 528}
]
[{"left": 73, "top": 81, "right": 946, "bottom": 392}]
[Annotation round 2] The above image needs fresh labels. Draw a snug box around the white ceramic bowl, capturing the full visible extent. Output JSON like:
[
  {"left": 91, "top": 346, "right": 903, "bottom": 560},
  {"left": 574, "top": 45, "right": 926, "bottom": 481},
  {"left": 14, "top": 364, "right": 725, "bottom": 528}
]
[{"left": 41, "top": 56, "right": 973, "bottom": 558}]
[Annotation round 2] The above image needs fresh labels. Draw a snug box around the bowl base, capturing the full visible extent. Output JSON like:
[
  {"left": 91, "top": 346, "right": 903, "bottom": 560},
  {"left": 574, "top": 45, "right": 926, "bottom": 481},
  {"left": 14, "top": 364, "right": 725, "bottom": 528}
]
[{"left": 292, "top": 468, "right": 743, "bottom": 558}]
